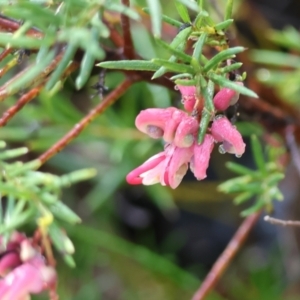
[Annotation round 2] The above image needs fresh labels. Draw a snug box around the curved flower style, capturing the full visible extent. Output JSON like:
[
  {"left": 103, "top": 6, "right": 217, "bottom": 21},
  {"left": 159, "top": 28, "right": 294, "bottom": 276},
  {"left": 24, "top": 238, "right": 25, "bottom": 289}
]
[
  {"left": 211, "top": 115, "right": 246, "bottom": 156},
  {"left": 0, "top": 232, "right": 57, "bottom": 300}
]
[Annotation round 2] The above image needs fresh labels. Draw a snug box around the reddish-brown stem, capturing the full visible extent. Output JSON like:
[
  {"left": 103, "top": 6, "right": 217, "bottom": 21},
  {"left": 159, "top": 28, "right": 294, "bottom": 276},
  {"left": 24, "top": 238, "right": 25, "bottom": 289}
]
[
  {"left": 38, "top": 77, "right": 137, "bottom": 164},
  {"left": 0, "top": 86, "right": 42, "bottom": 126},
  {"left": 121, "top": 0, "right": 135, "bottom": 59},
  {"left": 191, "top": 211, "right": 261, "bottom": 300},
  {"left": 0, "top": 15, "right": 43, "bottom": 38},
  {"left": 0, "top": 48, "right": 12, "bottom": 62}
]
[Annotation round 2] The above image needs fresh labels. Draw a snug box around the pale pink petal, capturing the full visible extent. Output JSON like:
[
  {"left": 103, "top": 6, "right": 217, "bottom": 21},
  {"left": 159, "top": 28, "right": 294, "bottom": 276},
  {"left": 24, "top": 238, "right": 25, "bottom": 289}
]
[
  {"left": 126, "top": 152, "right": 166, "bottom": 185},
  {"left": 213, "top": 82, "right": 243, "bottom": 111},
  {"left": 177, "top": 85, "right": 197, "bottom": 112},
  {"left": 174, "top": 116, "right": 198, "bottom": 148},
  {"left": 211, "top": 116, "right": 246, "bottom": 156},
  {"left": 0, "top": 252, "right": 21, "bottom": 276},
  {"left": 135, "top": 108, "right": 176, "bottom": 139},
  {"left": 166, "top": 146, "right": 194, "bottom": 189},
  {"left": 0, "top": 263, "right": 43, "bottom": 300},
  {"left": 190, "top": 134, "right": 215, "bottom": 180},
  {"left": 163, "top": 109, "right": 187, "bottom": 143}
]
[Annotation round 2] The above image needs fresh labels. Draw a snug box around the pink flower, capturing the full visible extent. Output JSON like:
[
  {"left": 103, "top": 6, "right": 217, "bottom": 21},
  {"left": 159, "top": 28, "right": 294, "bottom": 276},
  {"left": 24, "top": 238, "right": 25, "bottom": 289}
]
[
  {"left": 213, "top": 82, "right": 243, "bottom": 111},
  {"left": 0, "top": 232, "right": 57, "bottom": 300},
  {"left": 176, "top": 85, "right": 198, "bottom": 112},
  {"left": 126, "top": 135, "right": 215, "bottom": 189},
  {"left": 127, "top": 144, "right": 194, "bottom": 189},
  {"left": 190, "top": 134, "right": 215, "bottom": 180},
  {"left": 211, "top": 115, "right": 246, "bottom": 156},
  {"left": 135, "top": 107, "right": 198, "bottom": 147},
  {"left": 127, "top": 84, "right": 247, "bottom": 189}
]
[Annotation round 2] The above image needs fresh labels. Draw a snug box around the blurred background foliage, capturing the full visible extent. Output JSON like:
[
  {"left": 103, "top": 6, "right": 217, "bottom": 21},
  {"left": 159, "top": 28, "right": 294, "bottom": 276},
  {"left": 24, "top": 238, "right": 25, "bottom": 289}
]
[{"left": 1, "top": 0, "right": 300, "bottom": 299}]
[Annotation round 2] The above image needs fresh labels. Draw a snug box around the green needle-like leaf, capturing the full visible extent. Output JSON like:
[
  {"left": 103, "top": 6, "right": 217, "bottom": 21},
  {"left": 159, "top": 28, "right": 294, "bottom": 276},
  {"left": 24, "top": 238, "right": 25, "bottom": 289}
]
[
  {"left": 176, "top": 0, "right": 199, "bottom": 12},
  {"left": 143, "top": 8, "right": 183, "bottom": 28},
  {"left": 46, "top": 43, "right": 78, "bottom": 90},
  {"left": 225, "top": 0, "right": 234, "bottom": 20},
  {"left": 204, "top": 47, "right": 245, "bottom": 72},
  {"left": 98, "top": 60, "right": 159, "bottom": 71},
  {"left": 175, "top": 1, "right": 191, "bottom": 23},
  {"left": 155, "top": 38, "right": 192, "bottom": 63},
  {"left": 146, "top": 0, "right": 162, "bottom": 37},
  {"left": 215, "top": 19, "right": 234, "bottom": 31},
  {"left": 192, "top": 33, "right": 207, "bottom": 63},
  {"left": 251, "top": 135, "right": 267, "bottom": 175},
  {"left": 209, "top": 73, "right": 258, "bottom": 98},
  {"left": 225, "top": 162, "right": 257, "bottom": 176},
  {"left": 152, "top": 58, "right": 194, "bottom": 73}
]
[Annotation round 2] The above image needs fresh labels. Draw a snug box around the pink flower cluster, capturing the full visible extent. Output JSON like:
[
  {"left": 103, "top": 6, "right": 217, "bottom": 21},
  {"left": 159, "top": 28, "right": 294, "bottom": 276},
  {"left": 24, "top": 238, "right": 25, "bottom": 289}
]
[
  {"left": 0, "top": 232, "right": 57, "bottom": 300},
  {"left": 126, "top": 84, "right": 246, "bottom": 189}
]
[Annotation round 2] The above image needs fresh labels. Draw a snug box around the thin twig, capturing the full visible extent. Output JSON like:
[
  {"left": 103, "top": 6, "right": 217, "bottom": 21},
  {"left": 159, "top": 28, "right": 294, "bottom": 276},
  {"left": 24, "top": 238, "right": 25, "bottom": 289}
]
[
  {"left": 38, "top": 77, "right": 137, "bottom": 164},
  {"left": 0, "top": 86, "right": 42, "bottom": 127},
  {"left": 0, "top": 48, "right": 13, "bottom": 62},
  {"left": 264, "top": 215, "right": 300, "bottom": 227},
  {"left": 191, "top": 211, "right": 261, "bottom": 300},
  {"left": 0, "top": 14, "right": 43, "bottom": 38},
  {"left": 121, "top": 0, "right": 135, "bottom": 59}
]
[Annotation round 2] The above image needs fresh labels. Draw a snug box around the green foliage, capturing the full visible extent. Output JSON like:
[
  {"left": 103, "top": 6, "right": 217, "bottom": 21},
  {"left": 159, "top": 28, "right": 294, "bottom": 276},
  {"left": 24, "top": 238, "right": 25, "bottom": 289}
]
[
  {"left": 218, "top": 135, "right": 285, "bottom": 216},
  {"left": 250, "top": 26, "right": 300, "bottom": 103},
  {"left": 0, "top": 141, "right": 96, "bottom": 265}
]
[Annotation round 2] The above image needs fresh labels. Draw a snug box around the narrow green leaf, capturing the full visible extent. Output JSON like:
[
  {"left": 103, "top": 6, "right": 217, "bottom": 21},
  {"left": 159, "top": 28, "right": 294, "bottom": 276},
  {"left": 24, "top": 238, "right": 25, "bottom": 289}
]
[
  {"left": 197, "top": 78, "right": 214, "bottom": 144},
  {"left": 6, "top": 50, "right": 55, "bottom": 96},
  {"left": 107, "top": 3, "right": 140, "bottom": 20},
  {"left": 209, "top": 73, "right": 258, "bottom": 98},
  {"left": 49, "top": 223, "right": 75, "bottom": 255},
  {"left": 225, "top": 0, "right": 234, "bottom": 20},
  {"left": 226, "top": 161, "right": 257, "bottom": 176},
  {"left": 174, "top": 79, "right": 196, "bottom": 86},
  {"left": 233, "top": 191, "right": 253, "bottom": 204},
  {"left": 143, "top": 8, "right": 183, "bottom": 28},
  {"left": 192, "top": 33, "right": 207, "bottom": 62},
  {"left": 266, "top": 172, "right": 284, "bottom": 186},
  {"left": 0, "top": 33, "right": 52, "bottom": 49},
  {"left": 204, "top": 47, "right": 245, "bottom": 72},
  {"left": 219, "top": 62, "right": 243, "bottom": 74},
  {"left": 197, "top": 110, "right": 210, "bottom": 144},
  {"left": 155, "top": 38, "right": 192, "bottom": 63},
  {"left": 170, "top": 26, "right": 192, "bottom": 48},
  {"left": 215, "top": 19, "right": 234, "bottom": 31},
  {"left": 146, "top": 0, "right": 162, "bottom": 37},
  {"left": 46, "top": 43, "right": 78, "bottom": 90},
  {"left": 0, "top": 206, "right": 36, "bottom": 235},
  {"left": 98, "top": 60, "right": 159, "bottom": 71},
  {"left": 152, "top": 58, "right": 194, "bottom": 73},
  {"left": 49, "top": 202, "right": 81, "bottom": 224},
  {"left": 170, "top": 73, "right": 193, "bottom": 80},
  {"left": 152, "top": 27, "right": 191, "bottom": 79},
  {"left": 250, "top": 135, "right": 266, "bottom": 174},
  {"left": 175, "top": 1, "right": 191, "bottom": 23},
  {"left": 241, "top": 201, "right": 264, "bottom": 217},
  {"left": 176, "top": 0, "right": 199, "bottom": 12},
  {"left": 250, "top": 50, "right": 300, "bottom": 68},
  {"left": 76, "top": 28, "right": 100, "bottom": 89},
  {"left": 0, "top": 147, "right": 28, "bottom": 160}
]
